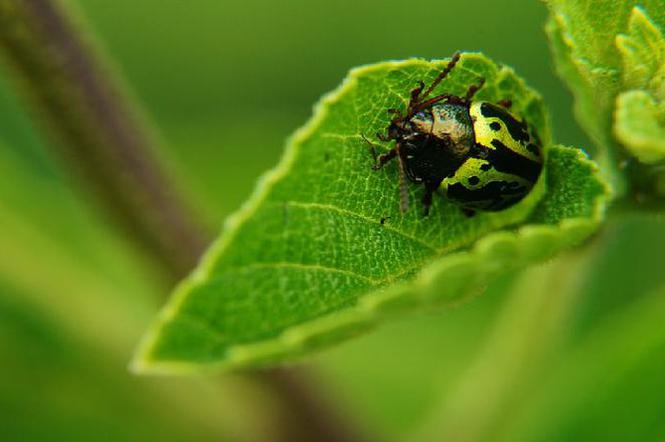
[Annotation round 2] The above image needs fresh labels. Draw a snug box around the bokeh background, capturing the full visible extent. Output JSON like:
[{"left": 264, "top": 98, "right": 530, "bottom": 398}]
[{"left": 2, "top": 0, "right": 665, "bottom": 441}]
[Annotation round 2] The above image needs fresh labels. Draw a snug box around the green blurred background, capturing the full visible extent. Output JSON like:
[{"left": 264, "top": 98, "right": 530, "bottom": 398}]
[{"left": 2, "top": 0, "right": 665, "bottom": 441}]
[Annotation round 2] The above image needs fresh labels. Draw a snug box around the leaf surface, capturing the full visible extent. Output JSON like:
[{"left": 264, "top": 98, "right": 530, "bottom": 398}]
[{"left": 132, "top": 54, "right": 608, "bottom": 373}]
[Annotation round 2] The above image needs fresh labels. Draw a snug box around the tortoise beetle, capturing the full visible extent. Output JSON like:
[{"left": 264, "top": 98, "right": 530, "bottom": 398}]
[{"left": 365, "top": 52, "right": 543, "bottom": 216}]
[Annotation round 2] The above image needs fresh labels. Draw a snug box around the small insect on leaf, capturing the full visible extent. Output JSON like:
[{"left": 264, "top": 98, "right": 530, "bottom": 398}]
[{"left": 366, "top": 52, "right": 544, "bottom": 217}]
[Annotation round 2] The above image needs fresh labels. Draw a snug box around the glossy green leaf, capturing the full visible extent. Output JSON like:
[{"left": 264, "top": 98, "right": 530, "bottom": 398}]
[
  {"left": 545, "top": 1, "right": 665, "bottom": 191},
  {"left": 132, "top": 54, "right": 609, "bottom": 373}
]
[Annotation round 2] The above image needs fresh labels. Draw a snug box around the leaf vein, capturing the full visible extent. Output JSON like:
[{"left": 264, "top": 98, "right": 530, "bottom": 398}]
[
  {"left": 226, "top": 261, "right": 379, "bottom": 284},
  {"left": 284, "top": 200, "right": 439, "bottom": 252}
]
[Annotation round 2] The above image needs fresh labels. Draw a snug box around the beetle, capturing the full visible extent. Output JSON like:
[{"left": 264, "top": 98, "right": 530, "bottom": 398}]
[{"left": 365, "top": 52, "right": 543, "bottom": 216}]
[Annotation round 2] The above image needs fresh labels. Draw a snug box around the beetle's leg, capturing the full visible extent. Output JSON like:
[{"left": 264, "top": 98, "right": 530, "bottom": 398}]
[
  {"left": 421, "top": 51, "right": 461, "bottom": 99},
  {"left": 376, "top": 132, "right": 391, "bottom": 142},
  {"left": 362, "top": 135, "right": 397, "bottom": 170},
  {"left": 362, "top": 134, "right": 379, "bottom": 161},
  {"left": 374, "top": 149, "right": 398, "bottom": 170},
  {"left": 396, "top": 145, "right": 410, "bottom": 213},
  {"left": 498, "top": 99, "right": 512, "bottom": 109},
  {"left": 408, "top": 81, "right": 426, "bottom": 114},
  {"left": 421, "top": 181, "right": 442, "bottom": 216},
  {"left": 421, "top": 187, "right": 434, "bottom": 216},
  {"left": 464, "top": 77, "right": 486, "bottom": 101}
]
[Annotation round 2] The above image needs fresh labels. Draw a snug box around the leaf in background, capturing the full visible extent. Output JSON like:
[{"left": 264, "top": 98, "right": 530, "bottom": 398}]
[
  {"left": 132, "top": 54, "right": 609, "bottom": 373},
  {"left": 615, "top": 90, "right": 665, "bottom": 164},
  {"left": 615, "top": 8, "right": 665, "bottom": 164},
  {"left": 617, "top": 7, "right": 665, "bottom": 92},
  {"left": 545, "top": 1, "right": 665, "bottom": 191}
]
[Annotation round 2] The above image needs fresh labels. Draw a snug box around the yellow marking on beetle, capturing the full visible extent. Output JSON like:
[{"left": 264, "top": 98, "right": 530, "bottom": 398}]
[
  {"left": 440, "top": 157, "right": 530, "bottom": 191},
  {"left": 469, "top": 102, "right": 540, "bottom": 163}
]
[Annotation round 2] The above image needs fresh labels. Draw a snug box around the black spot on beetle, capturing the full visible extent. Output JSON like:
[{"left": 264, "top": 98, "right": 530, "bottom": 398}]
[
  {"left": 468, "top": 176, "right": 480, "bottom": 185},
  {"left": 489, "top": 122, "right": 501, "bottom": 131},
  {"left": 480, "top": 102, "right": 530, "bottom": 143},
  {"left": 480, "top": 163, "right": 492, "bottom": 171}
]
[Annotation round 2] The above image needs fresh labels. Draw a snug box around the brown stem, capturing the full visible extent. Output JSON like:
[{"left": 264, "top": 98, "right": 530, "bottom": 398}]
[
  {"left": 0, "top": 0, "right": 207, "bottom": 279},
  {"left": 258, "top": 368, "right": 368, "bottom": 442},
  {"left": 0, "top": 0, "right": 362, "bottom": 441}
]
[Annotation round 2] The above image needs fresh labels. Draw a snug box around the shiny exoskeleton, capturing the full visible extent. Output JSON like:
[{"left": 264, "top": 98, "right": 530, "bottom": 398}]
[{"left": 366, "top": 52, "right": 543, "bottom": 216}]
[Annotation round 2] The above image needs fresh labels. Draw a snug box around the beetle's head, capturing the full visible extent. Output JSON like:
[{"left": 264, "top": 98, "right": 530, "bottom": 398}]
[{"left": 387, "top": 117, "right": 409, "bottom": 140}]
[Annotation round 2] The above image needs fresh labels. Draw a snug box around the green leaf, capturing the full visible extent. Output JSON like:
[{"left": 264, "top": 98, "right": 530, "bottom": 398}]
[
  {"left": 616, "top": 7, "right": 665, "bottom": 93},
  {"left": 615, "top": 8, "right": 665, "bottom": 164},
  {"left": 132, "top": 54, "right": 609, "bottom": 373},
  {"left": 545, "top": 1, "right": 665, "bottom": 194},
  {"left": 615, "top": 90, "right": 665, "bottom": 164}
]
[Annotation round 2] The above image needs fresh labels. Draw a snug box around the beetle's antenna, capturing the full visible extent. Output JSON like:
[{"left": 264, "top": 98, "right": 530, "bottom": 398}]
[
  {"left": 396, "top": 145, "right": 410, "bottom": 212},
  {"left": 421, "top": 51, "right": 461, "bottom": 99},
  {"left": 464, "top": 78, "right": 486, "bottom": 101}
]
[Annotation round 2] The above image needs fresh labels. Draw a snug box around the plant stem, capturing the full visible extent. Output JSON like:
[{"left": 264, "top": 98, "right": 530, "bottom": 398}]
[
  {"left": 0, "top": 1, "right": 361, "bottom": 441},
  {"left": 0, "top": 0, "right": 206, "bottom": 279}
]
